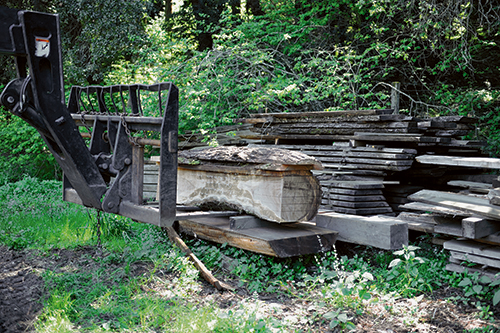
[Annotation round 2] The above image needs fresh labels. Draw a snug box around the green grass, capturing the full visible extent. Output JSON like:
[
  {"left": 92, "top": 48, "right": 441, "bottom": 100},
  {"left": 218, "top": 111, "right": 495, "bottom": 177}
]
[{"left": 0, "top": 176, "right": 94, "bottom": 249}]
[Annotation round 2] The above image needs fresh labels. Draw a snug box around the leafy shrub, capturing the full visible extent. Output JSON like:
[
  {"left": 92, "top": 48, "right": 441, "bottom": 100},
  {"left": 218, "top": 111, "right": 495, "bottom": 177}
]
[{"left": 0, "top": 109, "right": 59, "bottom": 183}]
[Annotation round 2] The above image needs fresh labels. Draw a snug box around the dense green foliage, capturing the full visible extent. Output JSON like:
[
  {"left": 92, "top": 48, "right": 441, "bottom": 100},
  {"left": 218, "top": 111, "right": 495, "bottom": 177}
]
[{"left": 0, "top": 0, "right": 499, "bottom": 179}]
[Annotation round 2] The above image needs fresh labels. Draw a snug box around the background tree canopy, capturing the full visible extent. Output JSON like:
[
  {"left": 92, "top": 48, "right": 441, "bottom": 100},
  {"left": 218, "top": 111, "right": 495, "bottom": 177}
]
[{"left": 0, "top": 0, "right": 499, "bottom": 182}]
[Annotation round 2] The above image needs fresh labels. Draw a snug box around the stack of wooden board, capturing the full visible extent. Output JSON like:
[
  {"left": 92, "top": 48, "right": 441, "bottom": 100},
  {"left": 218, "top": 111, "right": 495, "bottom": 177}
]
[
  {"left": 400, "top": 156, "right": 500, "bottom": 275},
  {"left": 417, "top": 116, "right": 476, "bottom": 138},
  {"left": 319, "top": 180, "right": 393, "bottom": 215},
  {"left": 383, "top": 184, "right": 424, "bottom": 212},
  {"left": 275, "top": 143, "right": 417, "bottom": 173},
  {"left": 143, "top": 160, "right": 159, "bottom": 200},
  {"left": 237, "top": 110, "right": 483, "bottom": 153},
  {"left": 246, "top": 109, "right": 419, "bottom": 137},
  {"left": 445, "top": 239, "right": 500, "bottom": 273}
]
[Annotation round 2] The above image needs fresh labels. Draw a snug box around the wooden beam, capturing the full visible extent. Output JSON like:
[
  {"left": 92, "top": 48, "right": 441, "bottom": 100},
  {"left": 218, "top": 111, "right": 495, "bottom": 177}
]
[
  {"left": 316, "top": 212, "right": 408, "bottom": 250},
  {"left": 462, "top": 217, "right": 500, "bottom": 239}
]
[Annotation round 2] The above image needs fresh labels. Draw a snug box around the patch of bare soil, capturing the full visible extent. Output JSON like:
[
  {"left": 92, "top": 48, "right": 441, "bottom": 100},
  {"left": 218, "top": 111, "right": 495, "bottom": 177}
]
[
  {"left": 0, "top": 245, "right": 499, "bottom": 332},
  {"left": 0, "top": 246, "right": 43, "bottom": 333}
]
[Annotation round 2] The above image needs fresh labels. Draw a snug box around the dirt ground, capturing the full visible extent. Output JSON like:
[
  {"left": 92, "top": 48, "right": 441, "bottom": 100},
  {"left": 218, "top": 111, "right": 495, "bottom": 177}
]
[{"left": 0, "top": 245, "right": 499, "bottom": 332}]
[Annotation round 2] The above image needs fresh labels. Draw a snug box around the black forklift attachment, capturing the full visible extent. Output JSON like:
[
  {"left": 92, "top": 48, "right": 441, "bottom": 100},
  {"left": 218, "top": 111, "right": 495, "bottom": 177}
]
[{"left": 0, "top": 7, "right": 178, "bottom": 227}]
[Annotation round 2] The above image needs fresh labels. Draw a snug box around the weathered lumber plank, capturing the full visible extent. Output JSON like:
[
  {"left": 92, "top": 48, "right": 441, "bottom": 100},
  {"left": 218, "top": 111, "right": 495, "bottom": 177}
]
[
  {"left": 399, "top": 202, "right": 470, "bottom": 217},
  {"left": 408, "top": 190, "right": 500, "bottom": 221},
  {"left": 319, "top": 205, "right": 394, "bottom": 216},
  {"left": 296, "top": 150, "right": 415, "bottom": 160},
  {"left": 448, "top": 180, "right": 492, "bottom": 194},
  {"left": 178, "top": 216, "right": 338, "bottom": 257},
  {"left": 316, "top": 212, "right": 408, "bottom": 249},
  {"left": 397, "top": 212, "right": 461, "bottom": 225},
  {"left": 320, "top": 180, "right": 385, "bottom": 189},
  {"left": 416, "top": 155, "right": 500, "bottom": 169},
  {"left": 322, "top": 193, "right": 386, "bottom": 202},
  {"left": 249, "top": 109, "right": 394, "bottom": 118},
  {"left": 260, "top": 121, "right": 416, "bottom": 129},
  {"left": 266, "top": 114, "right": 414, "bottom": 124},
  {"left": 315, "top": 156, "right": 414, "bottom": 166},
  {"left": 276, "top": 144, "right": 417, "bottom": 155},
  {"left": 320, "top": 186, "right": 384, "bottom": 196},
  {"left": 322, "top": 200, "right": 390, "bottom": 209},
  {"left": 256, "top": 126, "right": 417, "bottom": 136},
  {"left": 450, "top": 251, "right": 500, "bottom": 269},
  {"left": 322, "top": 163, "right": 411, "bottom": 172},
  {"left": 444, "top": 240, "right": 500, "bottom": 269}
]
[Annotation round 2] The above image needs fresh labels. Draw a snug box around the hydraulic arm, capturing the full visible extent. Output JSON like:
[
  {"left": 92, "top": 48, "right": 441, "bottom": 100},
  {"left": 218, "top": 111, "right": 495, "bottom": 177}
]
[{"left": 0, "top": 7, "right": 179, "bottom": 227}]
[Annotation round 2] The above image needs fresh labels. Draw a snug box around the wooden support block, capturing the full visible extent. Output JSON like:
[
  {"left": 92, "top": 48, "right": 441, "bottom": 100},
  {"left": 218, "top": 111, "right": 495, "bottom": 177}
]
[
  {"left": 316, "top": 212, "right": 408, "bottom": 250},
  {"left": 229, "top": 215, "right": 274, "bottom": 230},
  {"left": 462, "top": 217, "right": 500, "bottom": 239}
]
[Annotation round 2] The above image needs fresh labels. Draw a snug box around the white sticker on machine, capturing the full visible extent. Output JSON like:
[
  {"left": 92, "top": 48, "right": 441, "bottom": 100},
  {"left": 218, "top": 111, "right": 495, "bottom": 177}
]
[{"left": 35, "top": 37, "right": 50, "bottom": 58}]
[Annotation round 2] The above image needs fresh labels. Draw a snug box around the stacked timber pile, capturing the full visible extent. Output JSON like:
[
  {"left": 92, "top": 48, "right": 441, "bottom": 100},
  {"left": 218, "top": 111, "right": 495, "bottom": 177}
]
[
  {"left": 399, "top": 156, "right": 500, "bottom": 276},
  {"left": 238, "top": 109, "right": 485, "bottom": 215},
  {"left": 238, "top": 110, "right": 484, "bottom": 153}
]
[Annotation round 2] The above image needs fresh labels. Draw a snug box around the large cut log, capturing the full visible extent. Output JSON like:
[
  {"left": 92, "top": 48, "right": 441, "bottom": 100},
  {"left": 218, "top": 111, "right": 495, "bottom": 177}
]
[{"left": 172, "top": 146, "right": 323, "bottom": 223}]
